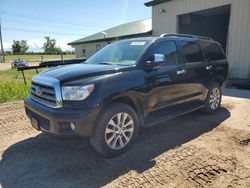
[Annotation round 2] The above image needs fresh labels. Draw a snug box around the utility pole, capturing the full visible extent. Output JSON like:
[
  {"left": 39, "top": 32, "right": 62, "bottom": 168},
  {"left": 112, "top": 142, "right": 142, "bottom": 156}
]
[{"left": 0, "top": 21, "right": 5, "bottom": 63}]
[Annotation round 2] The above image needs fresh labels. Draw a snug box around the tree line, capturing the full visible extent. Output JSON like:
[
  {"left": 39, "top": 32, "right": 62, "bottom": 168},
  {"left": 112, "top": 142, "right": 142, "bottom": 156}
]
[{"left": 10, "top": 36, "right": 74, "bottom": 55}]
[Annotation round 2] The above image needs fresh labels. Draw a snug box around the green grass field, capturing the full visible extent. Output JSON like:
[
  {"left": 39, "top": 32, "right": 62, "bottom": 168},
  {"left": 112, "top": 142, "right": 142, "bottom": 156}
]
[
  {"left": 0, "top": 68, "right": 46, "bottom": 103},
  {"left": 3, "top": 54, "right": 75, "bottom": 63},
  {"left": 0, "top": 54, "right": 76, "bottom": 103}
]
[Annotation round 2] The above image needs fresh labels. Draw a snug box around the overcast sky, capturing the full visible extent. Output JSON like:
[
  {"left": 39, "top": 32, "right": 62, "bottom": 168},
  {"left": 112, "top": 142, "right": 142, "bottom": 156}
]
[{"left": 0, "top": 0, "right": 151, "bottom": 52}]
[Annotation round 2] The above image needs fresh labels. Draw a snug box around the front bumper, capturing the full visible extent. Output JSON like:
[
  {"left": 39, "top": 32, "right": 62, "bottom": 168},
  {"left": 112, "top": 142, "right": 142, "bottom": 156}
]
[{"left": 24, "top": 96, "right": 100, "bottom": 136}]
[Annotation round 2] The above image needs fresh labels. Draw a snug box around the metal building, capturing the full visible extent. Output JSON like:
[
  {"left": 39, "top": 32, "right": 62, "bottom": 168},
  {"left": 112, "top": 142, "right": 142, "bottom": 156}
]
[
  {"left": 145, "top": 0, "right": 250, "bottom": 80},
  {"left": 69, "top": 19, "right": 152, "bottom": 58}
]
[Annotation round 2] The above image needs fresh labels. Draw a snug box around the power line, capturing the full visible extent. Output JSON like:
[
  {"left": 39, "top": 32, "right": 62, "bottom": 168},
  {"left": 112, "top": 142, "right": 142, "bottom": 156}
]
[
  {"left": 2, "top": 27, "right": 84, "bottom": 36},
  {"left": 3, "top": 18, "right": 97, "bottom": 30},
  {"left": 0, "top": 9, "right": 108, "bottom": 29}
]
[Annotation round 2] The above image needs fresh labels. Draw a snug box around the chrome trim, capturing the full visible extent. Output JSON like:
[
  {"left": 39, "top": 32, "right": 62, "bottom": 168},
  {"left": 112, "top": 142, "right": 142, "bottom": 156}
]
[
  {"left": 31, "top": 75, "right": 63, "bottom": 108},
  {"left": 30, "top": 90, "right": 56, "bottom": 101},
  {"left": 30, "top": 94, "right": 57, "bottom": 107},
  {"left": 176, "top": 69, "right": 186, "bottom": 75},
  {"left": 31, "top": 85, "right": 55, "bottom": 94}
]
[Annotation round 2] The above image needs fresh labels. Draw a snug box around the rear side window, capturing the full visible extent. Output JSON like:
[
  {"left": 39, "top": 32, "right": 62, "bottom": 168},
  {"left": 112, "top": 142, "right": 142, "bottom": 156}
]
[
  {"left": 200, "top": 41, "right": 226, "bottom": 61},
  {"left": 181, "top": 41, "right": 204, "bottom": 63},
  {"left": 153, "top": 41, "right": 179, "bottom": 65}
]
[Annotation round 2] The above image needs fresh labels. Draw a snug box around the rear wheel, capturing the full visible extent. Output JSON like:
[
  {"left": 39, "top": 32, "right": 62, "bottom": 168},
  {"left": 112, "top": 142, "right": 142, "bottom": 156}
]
[
  {"left": 90, "top": 103, "right": 139, "bottom": 157},
  {"left": 202, "top": 83, "right": 222, "bottom": 114}
]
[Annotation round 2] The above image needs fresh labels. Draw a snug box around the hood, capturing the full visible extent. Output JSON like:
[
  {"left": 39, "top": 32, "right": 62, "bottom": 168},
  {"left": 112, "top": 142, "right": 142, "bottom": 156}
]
[{"left": 39, "top": 63, "right": 126, "bottom": 82}]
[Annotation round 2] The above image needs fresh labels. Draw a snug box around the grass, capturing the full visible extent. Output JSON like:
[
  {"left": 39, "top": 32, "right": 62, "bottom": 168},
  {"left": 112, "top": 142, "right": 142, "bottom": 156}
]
[
  {"left": 0, "top": 68, "right": 46, "bottom": 103},
  {"left": 0, "top": 54, "right": 75, "bottom": 103},
  {"left": 0, "top": 81, "right": 31, "bottom": 103},
  {"left": 3, "top": 54, "right": 75, "bottom": 63}
]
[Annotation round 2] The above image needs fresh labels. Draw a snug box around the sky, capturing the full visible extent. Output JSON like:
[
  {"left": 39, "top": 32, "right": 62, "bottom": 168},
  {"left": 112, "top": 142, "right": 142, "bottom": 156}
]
[{"left": 0, "top": 0, "right": 151, "bottom": 52}]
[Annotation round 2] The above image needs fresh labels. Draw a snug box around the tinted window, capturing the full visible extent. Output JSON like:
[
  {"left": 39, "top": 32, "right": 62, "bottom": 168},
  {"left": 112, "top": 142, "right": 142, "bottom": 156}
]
[
  {"left": 199, "top": 41, "right": 226, "bottom": 61},
  {"left": 153, "top": 41, "right": 178, "bottom": 65},
  {"left": 181, "top": 41, "right": 204, "bottom": 63}
]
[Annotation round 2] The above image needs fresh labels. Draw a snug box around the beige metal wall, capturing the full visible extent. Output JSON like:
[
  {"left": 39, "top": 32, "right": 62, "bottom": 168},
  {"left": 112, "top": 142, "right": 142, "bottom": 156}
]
[
  {"left": 152, "top": 0, "right": 250, "bottom": 79},
  {"left": 72, "top": 41, "right": 110, "bottom": 58}
]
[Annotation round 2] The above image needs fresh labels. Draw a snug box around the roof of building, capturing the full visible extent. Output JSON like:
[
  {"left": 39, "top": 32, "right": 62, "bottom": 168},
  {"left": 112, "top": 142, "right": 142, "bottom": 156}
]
[
  {"left": 145, "top": 0, "right": 171, "bottom": 7},
  {"left": 68, "top": 19, "right": 152, "bottom": 45}
]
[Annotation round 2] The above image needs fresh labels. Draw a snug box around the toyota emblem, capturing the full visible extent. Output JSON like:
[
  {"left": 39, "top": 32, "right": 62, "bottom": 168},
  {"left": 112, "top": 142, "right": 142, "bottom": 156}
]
[{"left": 36, "top": 86, "right": 43, "bottom": 96}]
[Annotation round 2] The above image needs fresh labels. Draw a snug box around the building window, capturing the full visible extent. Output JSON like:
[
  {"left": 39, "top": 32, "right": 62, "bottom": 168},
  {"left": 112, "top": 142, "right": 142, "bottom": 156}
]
[
  {"left": 96, "top": 44, "right": 101, "bottom": 51},
  {"left": 82, "top": 49, "right": 86, "bottom": 57}
]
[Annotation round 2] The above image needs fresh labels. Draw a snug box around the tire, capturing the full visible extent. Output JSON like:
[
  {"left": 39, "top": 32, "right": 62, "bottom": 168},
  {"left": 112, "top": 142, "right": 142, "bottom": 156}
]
[
  {"left": 202, "top": 83, "right": 222, "bottom": 114},
  {"left": 90, "top": 102, "right": 139, "bottom": 158}
]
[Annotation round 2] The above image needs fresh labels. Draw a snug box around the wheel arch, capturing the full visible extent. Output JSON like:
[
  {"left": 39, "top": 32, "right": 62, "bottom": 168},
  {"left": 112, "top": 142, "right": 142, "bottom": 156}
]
[
  {"left": 213, "top": 76, "right": 225, "bottom": 87},
  {"left": 102, "top": 94, "right": 145, "bottom": 126}
]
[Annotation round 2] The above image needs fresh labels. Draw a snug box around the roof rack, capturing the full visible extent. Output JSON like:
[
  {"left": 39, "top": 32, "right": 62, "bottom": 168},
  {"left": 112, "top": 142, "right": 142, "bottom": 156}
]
[{"left": 160, "top": 33, "right": 214, "bottom": 41}]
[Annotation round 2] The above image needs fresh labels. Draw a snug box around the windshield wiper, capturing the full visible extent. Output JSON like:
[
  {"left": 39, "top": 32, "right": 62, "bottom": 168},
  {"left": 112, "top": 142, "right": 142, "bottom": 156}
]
[{"left": 98, "top": 62, "right": 114, "bottom": 65}]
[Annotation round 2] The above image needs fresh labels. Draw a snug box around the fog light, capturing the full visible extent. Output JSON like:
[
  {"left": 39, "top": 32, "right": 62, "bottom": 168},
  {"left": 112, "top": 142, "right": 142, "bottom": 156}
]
[{"left": 70, "top": 122, "right": 76, "bottom": 130}]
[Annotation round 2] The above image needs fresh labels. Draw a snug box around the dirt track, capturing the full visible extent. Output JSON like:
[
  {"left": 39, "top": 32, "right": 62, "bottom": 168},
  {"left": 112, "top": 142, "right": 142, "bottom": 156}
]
[{"left": 0, "top": 89, "right": 249, "bottom": 188}]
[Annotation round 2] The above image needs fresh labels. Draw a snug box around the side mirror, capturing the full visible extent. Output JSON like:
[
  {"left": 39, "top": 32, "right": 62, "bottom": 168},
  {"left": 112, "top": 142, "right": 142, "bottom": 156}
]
[{"left": 145, "top": 54, "right": 166, "bottom": 70}]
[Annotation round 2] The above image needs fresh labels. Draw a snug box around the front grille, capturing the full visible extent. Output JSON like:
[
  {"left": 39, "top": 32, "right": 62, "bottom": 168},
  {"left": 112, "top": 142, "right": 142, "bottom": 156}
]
[
  {"left": 30, "top": 82, "right": 57, "bottom": 107},
  {"left": 26, "top": 108, "right": 50, "bottom": 130}
]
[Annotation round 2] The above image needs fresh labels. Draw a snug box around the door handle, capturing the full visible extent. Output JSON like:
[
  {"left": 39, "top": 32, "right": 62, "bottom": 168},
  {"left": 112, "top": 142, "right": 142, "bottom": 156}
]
[
  {"left": 206, "top": 65, "right": 213, "bottom": 70},
  {"left": 177, "top": 69, "right": 186, "bottom": 75}
]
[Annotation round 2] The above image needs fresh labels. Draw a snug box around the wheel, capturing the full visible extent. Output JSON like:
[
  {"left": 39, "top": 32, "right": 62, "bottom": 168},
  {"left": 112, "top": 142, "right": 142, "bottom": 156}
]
[
  {"left": 202, "top": 83, "right": 222, "bottom": 114},
  {"left": 90, "top": 103, "right": 139, "bottom": 158}
]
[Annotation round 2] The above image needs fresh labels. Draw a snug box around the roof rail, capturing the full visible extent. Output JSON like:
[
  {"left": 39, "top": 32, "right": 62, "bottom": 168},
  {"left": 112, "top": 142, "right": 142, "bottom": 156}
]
[{"left": 160, "top": 33, "right": 213, "bottom": 41}]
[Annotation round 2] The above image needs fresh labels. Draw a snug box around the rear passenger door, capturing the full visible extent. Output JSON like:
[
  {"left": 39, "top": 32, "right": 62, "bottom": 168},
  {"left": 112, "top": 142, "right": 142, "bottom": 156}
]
[
  {"left": 180, "top": 40, "right": 211, "bottom": 103},
  {"left": 199, "top": 41, "right": 228, "bottom": 82}
]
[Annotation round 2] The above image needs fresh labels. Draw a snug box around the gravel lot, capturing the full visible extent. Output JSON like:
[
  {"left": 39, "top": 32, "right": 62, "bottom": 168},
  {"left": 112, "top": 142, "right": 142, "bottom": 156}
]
[{"left": 0, "top": 89, "right": 249, "bottom": 188}]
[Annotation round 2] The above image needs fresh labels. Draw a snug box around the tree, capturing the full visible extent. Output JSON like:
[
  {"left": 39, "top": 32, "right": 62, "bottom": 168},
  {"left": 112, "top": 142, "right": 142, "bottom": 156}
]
[
  {"left": 12, "top": 40, "right": 29, "bottom": 55},
  {"left": 12, "top": 40, "right": 22, "bottom": 55},
  {"left": 20, "top": 40, "right": 29, "bottom": 54},
  {"left": 43, "top": 36, "right": 60, "bottom": 54}
]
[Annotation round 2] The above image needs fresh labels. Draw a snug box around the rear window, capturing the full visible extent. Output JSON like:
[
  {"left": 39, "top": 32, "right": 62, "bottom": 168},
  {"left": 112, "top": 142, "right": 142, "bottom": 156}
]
[{"left": 199, "top": 41, "right": 226, "bottom": 61}]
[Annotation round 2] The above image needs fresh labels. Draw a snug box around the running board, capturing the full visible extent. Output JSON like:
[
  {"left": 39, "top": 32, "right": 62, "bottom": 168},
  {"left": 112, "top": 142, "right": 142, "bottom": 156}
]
[{"left": 144, "top": 104, "right": 205, "bottom": 128}]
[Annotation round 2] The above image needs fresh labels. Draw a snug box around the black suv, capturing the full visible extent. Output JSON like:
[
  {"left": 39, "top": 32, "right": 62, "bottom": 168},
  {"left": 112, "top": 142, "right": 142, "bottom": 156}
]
[{"left": 24, "top": 34, "right": 228, "bottom": 157}]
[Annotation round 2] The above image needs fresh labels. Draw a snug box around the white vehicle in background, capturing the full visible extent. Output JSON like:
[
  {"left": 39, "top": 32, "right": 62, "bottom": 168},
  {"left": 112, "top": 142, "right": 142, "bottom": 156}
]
[{"left": 11, "top": 60, "right": 29, "bottom": 69}]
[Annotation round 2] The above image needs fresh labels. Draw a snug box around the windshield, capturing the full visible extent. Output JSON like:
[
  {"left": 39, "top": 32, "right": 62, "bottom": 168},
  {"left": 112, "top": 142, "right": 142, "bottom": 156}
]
[{"left": 85, "top": 41, "right": 150, "bottom": 66}]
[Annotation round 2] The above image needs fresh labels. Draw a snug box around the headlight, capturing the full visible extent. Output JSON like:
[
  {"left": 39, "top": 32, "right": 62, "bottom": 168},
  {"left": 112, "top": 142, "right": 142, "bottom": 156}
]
[{"left": 61, "top": 84, "right": 94, "bottom": 101}]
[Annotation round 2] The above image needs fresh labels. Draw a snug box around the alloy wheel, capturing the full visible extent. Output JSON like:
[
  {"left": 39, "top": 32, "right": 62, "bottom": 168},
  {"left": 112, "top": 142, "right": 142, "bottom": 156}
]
[
  {"left": 105, "top": 112, "right": 134, "bottom": 150},
  {"left": 209, "top": 88, "right": 221, "bottom": 110}
]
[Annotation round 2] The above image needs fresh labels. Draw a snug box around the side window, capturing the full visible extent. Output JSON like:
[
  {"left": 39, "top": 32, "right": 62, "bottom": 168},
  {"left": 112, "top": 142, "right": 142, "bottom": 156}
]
[
  {"left": 199, "top": 41, "right": 226, "bottom": 61},
  {"left": 82, "top": 49, "right": 86, "bottom": 57},
  {"left": 153, "top": 41, "right": 179, "bottom": 65},
  {"left": 181, "top": 41, "right": 204, "bottom": 63}
]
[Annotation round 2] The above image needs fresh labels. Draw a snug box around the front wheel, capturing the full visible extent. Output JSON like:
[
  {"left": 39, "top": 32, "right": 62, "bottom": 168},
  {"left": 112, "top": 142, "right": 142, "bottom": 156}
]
[
  {"left": 202, "top": 83, "right": 222, "bottom": 114},
  {"left": 90, "top": 103, "right": 139, "bottom": 158}
]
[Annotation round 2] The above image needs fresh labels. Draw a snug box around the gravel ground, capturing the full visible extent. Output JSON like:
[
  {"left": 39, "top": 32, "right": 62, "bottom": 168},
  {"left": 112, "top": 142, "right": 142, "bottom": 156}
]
[{"left": 0, "top": 89, "right": 249, "bottom": 188}]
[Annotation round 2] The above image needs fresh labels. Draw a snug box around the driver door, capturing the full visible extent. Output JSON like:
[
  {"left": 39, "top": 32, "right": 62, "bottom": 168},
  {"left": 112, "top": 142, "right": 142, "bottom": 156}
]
[{"left": 145, "top": 40, "right": 188, "bottom": 112}]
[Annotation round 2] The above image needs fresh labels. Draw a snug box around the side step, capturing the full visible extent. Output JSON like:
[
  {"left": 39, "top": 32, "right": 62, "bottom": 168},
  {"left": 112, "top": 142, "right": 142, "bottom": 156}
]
[{"left": 144, "top": 104, "right": 205, "bottom": 128}]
